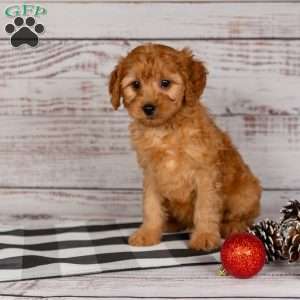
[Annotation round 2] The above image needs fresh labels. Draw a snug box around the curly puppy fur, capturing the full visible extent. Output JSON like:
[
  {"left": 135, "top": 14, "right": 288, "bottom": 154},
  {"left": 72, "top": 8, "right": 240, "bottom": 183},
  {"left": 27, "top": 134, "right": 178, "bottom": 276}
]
[{"left": 109, "top": 43, "right": 261, "bottom": 251}]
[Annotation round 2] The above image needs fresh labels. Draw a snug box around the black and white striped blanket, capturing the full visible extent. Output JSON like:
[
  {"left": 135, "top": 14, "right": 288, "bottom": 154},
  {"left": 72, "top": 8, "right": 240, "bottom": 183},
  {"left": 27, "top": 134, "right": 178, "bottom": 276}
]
[{"left": 0, "top": 221, "right": 220, "bottom": 282}]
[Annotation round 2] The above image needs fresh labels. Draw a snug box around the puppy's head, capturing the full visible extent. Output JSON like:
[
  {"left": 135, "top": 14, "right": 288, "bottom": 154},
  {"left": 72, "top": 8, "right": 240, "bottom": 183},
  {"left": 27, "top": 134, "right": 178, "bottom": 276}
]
[{"left": 109, "top": 44, "right": 207, "bottom": 126}]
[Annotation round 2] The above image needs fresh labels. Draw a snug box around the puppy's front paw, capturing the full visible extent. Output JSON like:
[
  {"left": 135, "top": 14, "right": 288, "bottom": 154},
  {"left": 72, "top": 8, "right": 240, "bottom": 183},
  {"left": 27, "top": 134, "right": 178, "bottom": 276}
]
[
  {"left": 189, "top": 231, "right": 221, "bottom": 251},
  {"left": 128, "top": 227, "right": 161, "bottom": 246}
]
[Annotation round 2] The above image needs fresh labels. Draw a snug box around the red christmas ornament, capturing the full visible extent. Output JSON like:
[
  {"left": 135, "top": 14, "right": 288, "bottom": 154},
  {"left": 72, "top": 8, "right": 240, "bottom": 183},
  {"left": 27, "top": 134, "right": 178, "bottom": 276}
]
[{"left": 220, "top": 233, "right": 266, "bottom": 279}]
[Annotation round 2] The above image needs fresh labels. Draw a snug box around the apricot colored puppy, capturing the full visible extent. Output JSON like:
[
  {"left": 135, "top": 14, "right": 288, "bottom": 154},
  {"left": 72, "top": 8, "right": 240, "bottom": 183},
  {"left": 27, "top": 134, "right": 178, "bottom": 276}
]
[{"left": 108, "top": 44, "right": 261, "bottom": 251}]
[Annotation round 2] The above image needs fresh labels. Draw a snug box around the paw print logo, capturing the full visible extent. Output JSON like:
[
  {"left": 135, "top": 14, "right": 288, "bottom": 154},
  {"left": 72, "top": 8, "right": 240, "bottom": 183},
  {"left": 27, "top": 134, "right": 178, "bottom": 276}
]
[{"left": 5, "top": 17, "right": 44, "bottom": 47}]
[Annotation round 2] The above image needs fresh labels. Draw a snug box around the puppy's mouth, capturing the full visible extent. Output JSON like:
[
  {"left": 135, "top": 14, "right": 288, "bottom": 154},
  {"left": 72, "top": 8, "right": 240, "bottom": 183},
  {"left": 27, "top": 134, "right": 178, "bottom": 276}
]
[
  {"left": 142, "top": 116, "right": 158, "bottom": 124},
  {"left": 145, "top": 115, "right": 155, "bottom": 120},
  {"left": 140, "top": 115, "right": 167, "bottom": 127}
]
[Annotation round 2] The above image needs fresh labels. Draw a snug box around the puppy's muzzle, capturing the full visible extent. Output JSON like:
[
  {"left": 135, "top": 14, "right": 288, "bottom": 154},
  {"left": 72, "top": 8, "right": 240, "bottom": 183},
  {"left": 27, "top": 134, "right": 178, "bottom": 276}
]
[{"left": 142, "top": 103, "right": 156, "bottom": 117}]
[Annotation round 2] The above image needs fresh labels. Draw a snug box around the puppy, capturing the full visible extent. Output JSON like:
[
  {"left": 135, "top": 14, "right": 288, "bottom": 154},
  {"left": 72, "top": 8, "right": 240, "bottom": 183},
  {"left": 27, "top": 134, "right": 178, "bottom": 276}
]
[{"left": 108, "top": 43, "right": 261, "bottom": 251}]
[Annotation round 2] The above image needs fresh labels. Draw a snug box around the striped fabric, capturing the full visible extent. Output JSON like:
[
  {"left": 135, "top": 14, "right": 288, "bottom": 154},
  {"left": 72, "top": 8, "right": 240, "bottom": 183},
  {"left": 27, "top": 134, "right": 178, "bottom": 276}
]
[{"left": 0, "top": 221, "right": 220, "bottom": 282}]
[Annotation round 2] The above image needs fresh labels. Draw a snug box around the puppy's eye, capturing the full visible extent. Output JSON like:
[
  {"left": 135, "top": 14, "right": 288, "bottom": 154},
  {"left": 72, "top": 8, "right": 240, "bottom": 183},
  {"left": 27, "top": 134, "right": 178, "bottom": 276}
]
[
  {"left": 131, "top": 80, "right": 141, "bottom": 90},
  {"left": 160, "top": 80, "right": 171, "bottom": 89}
]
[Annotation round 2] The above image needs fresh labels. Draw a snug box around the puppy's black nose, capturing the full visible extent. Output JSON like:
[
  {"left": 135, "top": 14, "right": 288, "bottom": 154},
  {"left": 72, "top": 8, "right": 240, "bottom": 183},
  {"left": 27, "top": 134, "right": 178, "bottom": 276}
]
[{"left": 142, "top": 104, "right": 156, "bottom": 116}]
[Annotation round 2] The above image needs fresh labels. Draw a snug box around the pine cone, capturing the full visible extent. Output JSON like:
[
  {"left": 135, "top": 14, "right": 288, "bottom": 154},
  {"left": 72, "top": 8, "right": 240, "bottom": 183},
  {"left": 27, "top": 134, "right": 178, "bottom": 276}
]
[
  {"left": 279, "top": 200, "right": 300, "bottom": 262},
  {"left": 280, "top": 200, "right": 300, "bottom": 224},
  {"left": 280, "top": 219, "right": 300, "bottom": 262},
  {"left": 248, "top": 219, "right": 284, "bottom": 263}
]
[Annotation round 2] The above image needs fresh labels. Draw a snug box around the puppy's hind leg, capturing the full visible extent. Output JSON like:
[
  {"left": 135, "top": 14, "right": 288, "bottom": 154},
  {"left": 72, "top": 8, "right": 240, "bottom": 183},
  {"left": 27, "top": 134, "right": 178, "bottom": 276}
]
[{"left": 221, "top": 178, "right": 261, "bottom": 239}]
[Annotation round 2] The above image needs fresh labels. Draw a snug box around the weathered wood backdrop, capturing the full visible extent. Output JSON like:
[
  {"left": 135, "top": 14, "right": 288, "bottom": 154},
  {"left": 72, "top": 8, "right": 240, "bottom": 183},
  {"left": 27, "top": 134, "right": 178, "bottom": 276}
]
[{"left": 0, "top": 1, "right": 299, "bottom": 299}]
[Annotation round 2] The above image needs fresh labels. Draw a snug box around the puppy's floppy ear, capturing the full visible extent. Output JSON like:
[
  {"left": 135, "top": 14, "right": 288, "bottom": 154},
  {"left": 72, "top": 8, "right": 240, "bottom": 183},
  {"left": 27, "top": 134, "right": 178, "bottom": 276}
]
[
  {"left": 108, "top": 62, "right": 122, "bottom": 110},
  {"left": 180, "top": 48, "right": 208, "bottom": 106}
]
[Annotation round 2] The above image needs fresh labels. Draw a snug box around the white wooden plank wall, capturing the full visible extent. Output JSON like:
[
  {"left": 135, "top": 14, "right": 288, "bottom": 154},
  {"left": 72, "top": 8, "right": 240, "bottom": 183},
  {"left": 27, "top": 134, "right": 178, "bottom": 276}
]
[
  {"left": 0, "top": 0, "right": 299, "bottom": 298},
  {"left": 1, "top": 2, "right": 300, "bottom": 38}
]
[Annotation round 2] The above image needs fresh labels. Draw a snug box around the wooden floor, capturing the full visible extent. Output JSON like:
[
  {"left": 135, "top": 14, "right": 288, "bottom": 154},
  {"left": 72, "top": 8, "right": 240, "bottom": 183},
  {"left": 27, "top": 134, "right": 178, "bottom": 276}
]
[
  {"left": 0, "top": 0, "right": 300, "bottom": 298},
  {"left": 1, "top": 261, "right": 300, "bottom": 299}
]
